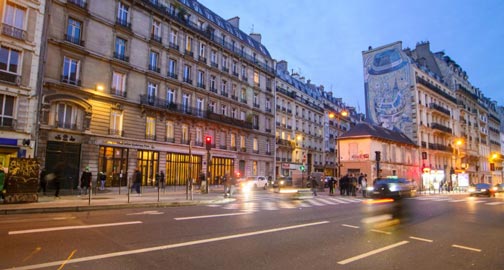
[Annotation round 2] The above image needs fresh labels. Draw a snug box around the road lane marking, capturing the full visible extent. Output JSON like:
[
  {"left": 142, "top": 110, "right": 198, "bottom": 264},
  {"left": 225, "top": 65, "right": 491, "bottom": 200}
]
[
  {"left": 174, "top": 212, "right": 253, "bottom": 220},
  {"left": 370, "top": 229, "right": 391, "bottom": 235},
  {"left": 409, "top": 236, "right": 433, "bottom": 243},
  {"left": 0, "top": 216, "right": 77, "bottom": 224},
  {"left": 449, "top": 199, "right": 467, "bottom": 202},
  {"left": 8, "top": 221, "right": 142, "bottom": 235},
  {"left": 341, "top": 224, "right": 359, "bottom": 229},
  {"left": 338, "top": 241, "right": 409, "bottom": 265},
  {"left": 127, "top": 210, "right": 164, "bottom": 215},
  {"left": 486, "top": 202, "right": 504, "bottom": 205},
  {"left": 4, "top": 221, "right": 329, "bottom": 270},
  {"left": 452, "top": 244, "right": 481, "bottom": 252},
  {"left": 57, "top": 249, "right": 77, "bottom": 270}
]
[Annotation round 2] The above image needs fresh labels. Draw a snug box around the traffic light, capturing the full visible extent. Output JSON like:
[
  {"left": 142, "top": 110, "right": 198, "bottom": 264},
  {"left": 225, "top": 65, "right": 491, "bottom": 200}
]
[
  {"left": 205, "top": 136, "right": 212, "bottom": 150},
  {"left": 300, "top": 165, "right": 305, "bottom": 172},
  {"left": 375, "top": 151, "right": 381, "bottom": 161}
]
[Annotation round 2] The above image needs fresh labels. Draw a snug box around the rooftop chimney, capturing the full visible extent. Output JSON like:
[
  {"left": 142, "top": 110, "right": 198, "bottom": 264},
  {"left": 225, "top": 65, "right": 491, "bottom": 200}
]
[
  {"left": 249, "top": 33, "right": 262, "bottom": 43},
  {"left": 227, "top": 16, "right": 240, "bottom": 28},
  {"left": 276, "top": 60, "right": 288, "bottom": 73}
]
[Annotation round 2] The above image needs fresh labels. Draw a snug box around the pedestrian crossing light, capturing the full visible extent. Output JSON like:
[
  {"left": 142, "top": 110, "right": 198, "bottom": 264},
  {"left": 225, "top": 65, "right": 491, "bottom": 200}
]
[
  {"left": 300, "top": 165, "right": 305, "bottom": 172},
  {"left": 205, "top": 136, "right": 212, "bottom": 150}
]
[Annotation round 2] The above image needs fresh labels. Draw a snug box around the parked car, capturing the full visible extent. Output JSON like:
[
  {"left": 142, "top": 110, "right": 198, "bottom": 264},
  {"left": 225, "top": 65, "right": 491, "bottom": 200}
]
[
  {"left": 272, "top": 176, "right": 293, "bottom": 188},
  {"left": 468, "top": 183, "right": 495, "bottom": 197},
  {"left": 243, "top": 176, "right": 268, "bottom": 190},
  {"left": 367, "top": 178, "right": 416, "bottom": 199}
]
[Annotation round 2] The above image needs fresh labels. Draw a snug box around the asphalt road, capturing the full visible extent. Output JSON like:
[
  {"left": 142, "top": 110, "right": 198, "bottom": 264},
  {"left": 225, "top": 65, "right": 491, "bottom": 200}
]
[{"left": 2, "top": 191, "right": 503, "bottom": 270}]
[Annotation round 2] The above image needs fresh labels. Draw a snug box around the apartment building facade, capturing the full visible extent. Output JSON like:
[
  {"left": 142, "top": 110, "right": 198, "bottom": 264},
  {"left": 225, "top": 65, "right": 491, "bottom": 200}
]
[
  {"left": 0, "top": 0, "right": 45, "bottom": 169},
  {"left": 38, "top": 0, "right": 275, "bottom": 188}
]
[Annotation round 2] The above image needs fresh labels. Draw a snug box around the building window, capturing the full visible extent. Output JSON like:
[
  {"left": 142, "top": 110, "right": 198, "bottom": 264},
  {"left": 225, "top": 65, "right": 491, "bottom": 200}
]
[
  {"left": 253, "top": 70, "right": 259, "bottom": 85},
  {"left": 182, "top": 124, "right": 189, "bottom": 143},
  {"left": 222, "top": 55, "right": 228, "bottom": 68},
  {"left": 166, "top": 120, "right": 174, "bottom": 141},
  {"left": 253, "top": 138, "right": 258, "bottom": 152},
  {"left": 0, "top": 46, "right": 20, "bottom": 74},
  {"left": 230, "top": 133, "right": 236, "bottom": 148},
  {"left": 57, "top": 103, "right": 75, "bottom": 129},
  {"left": 240, "top": 135, "right": 245, "bottom": 148},
  {"left": 2, "top": 2, "right": 26, "bottom": 39},
  {"left": 168, "top": 58, "right": 177, "bottom": 77},
  {"left": 166, "top": 88, "right": 175, "bottom": 105},
  {"left": 221, "top": 104, "right": 227, "bottom": 115},
  {"left": 240, "top": 110, "right": 246, "bottom": 121},
  {"left": 208, "top": 101, "right": 216, "bottom": 113},
  {"left": 195, "top": 127, "right": 202, "bottom": 145},
  {"left": 182, "top": 93, "right": 190, "bottom": 112},
  {"left": 112, "top": 71, "right": 126, "bottom": 96},
  {"left": 0, "top": 94, "right": 15, "bottom": 128},
  {"left": 185, "top": 35, "right": 193, "bottom": 53},
  {"left": 199, "top": 43, "right": 206, "bottom": 58},
  {"left": 210, "top": 49, "right": 217, "bottom": 65},
  {"left": 196, "top": 98, "right": 204, "bottom": 116},
  {"left": 115, "top": 37, "right": 127, "bottom": 60},
  {"left": 151, "top": 19, "right": 161, "bottom": 40},
  {"left": 117, "top": 2, "right": 129, "bottom": 24},
  {"left": 210, "top": 75, "right": 216, "bottom": 91},
  {"left": 266, "top": 140, "right": 271, "bottom": 154},
  {"left": 62, "top": 56, "right": 80, "bottom": 85},
  {"left": 197, "top": 70, "right": 205, "bottom": 88},
  {"left": 149, "top": 51, "right": 159, "bottom": 72},
  {"left": 147, "top": 82, "right": 157, "bottom": 104},
  {"left": 220, "top": 131, "right": 226, "bottom": 148},
  {"left": 66, "top": 18, "right": 82, "bottom": 45},
  {"left": 146, "top": 116, "right": 156, "bottom": 140},
  {"left": 221, "top": 79, "right": 227, "bottom": 94},
  {"left": 110, "top": 109, "right": 123, "bottom": 136},
  {"left": 183, "top": 65, "right": 192, "bottom": 83},
  {"left": 231, "top": 108, "right": 237, "bottom": 119}
]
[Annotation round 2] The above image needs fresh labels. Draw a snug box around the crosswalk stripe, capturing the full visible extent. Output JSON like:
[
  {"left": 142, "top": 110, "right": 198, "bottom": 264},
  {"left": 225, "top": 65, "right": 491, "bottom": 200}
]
[
  {"left": 298, "top": 201, "right": 313, "bottom": 208},
  {"left": 449, "top": 199, "right": 467, "bottom": 202},
  {"left": 305, "top": 199, "right": 325, "bottom": 206},
  {"left": 263, "top": 201, "right": 278, "bottom": 210},
  {"left": 314, "top": 198, "right": 338, "bottom": 205},
  {"left": 278, "top": 201, "right": 297, "bottom": 209},
  {"left": 485, "top": 202, "right": 504, "bottom": 205}
]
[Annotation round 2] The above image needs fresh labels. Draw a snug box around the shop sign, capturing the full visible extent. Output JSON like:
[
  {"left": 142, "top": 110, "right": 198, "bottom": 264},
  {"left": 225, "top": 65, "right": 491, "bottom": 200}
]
[
  {"left": 351, "top": 154, "right": 369, "bottom": 160},
  {"left": 282, "top": 163, "right": 300, "bottom": 170}
]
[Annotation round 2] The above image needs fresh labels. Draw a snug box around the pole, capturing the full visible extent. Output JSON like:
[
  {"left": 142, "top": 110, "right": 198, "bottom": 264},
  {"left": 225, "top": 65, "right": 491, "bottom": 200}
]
[{"left": 205, "top": 150, "right": 210, "bottom": 194}]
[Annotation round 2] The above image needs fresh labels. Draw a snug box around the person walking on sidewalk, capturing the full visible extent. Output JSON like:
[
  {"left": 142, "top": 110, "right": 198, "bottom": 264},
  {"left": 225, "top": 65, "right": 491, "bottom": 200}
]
[
  {"left": 131, "top": 168, "right": 142, "bottom": 195},
  {"left": 311, "top": 176, "right": 319, "bottom": 196},
  {"left": 99, "top": 172, "right": 106, "bottom": 191},
  {"left": 39, "top": 168, "right": 47, "bottom": 196},
  {"left": 80, "top": 166, "right": 92, "bottom": 195},
  {"left": 361, "top": 174, "right": 368, "bottom": 198},
  {"left": 328, "top": 177, "right": 335, "bottom": 195}
]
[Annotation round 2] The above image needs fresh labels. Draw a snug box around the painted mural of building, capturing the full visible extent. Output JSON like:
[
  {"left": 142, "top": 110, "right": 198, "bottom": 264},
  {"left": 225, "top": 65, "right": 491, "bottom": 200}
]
[
  {"left": 0, "top": 0, "right": 45, "bottom": 169},
  {"left": 363, "top": 41, "right": 503, "bottom": 187},
  {"left": 38, "top": 0, "right": 276, "bottom": 189}
]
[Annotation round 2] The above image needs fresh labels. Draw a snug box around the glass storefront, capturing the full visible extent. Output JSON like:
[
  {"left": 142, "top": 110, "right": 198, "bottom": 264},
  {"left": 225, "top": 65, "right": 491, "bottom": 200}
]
[
  {"left": 137, "top": 150, "right": 159, "bottom": 186},
  {"left": 98, "top": 146, "right": 129, "bottom": 187},
  {"left": 166, "top": 153, "right": 202, "bottom": 186},
  {"left": 209, "top": 156, "right": 234, "bottom": 185}
]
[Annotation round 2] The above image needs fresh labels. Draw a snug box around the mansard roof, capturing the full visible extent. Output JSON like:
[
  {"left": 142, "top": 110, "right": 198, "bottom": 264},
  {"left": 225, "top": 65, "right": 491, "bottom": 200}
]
[
  {"left": 339, "top": 122, "right": 417, "bottom": 147},
  {"left": 181, "top": 0, "right": 272, "bottom": 58},
  {"left": 276, "top": 70, "right": 323, "bottom": 100}
]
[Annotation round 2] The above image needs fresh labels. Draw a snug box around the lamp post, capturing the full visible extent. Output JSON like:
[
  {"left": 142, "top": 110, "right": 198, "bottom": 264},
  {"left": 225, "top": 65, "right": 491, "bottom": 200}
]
[{"left": 329, "top": 110, "right": 348, "bottom": 178}]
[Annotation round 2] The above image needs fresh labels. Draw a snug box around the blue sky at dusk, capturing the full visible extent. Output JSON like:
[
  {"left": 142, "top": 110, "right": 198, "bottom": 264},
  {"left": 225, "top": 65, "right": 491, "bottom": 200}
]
[{"left": 200, "top": 0, "right": 504, "bottom": 112}]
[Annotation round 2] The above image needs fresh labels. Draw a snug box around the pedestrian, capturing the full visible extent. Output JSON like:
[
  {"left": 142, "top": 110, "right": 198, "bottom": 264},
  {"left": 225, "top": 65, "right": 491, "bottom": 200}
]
[
  {"left": 39, "top": 168, "right": 47, "bottom": 195},
  {"left": 0, "top": 168, "right": 5, "bottom": 201},
  {"left": 328, "top": 177, "right": 335, "bottom": 195},
  {"left": 339, "top": 174, "right": 348, "bottom": 196},
  {"left": 199, "top": 171, "right": 205, "bottom": 190},
  {"left": 350, "top": 174, "right": 358, "bottom": 196},
  {"left": 131, "top": 168, "right": 142, "bottom": 195},
  {"left": 361, "top": 174, "right": 368, "bottom": 197},
  {"left": 222, "top": 174, "right": 229, "bottom": 197},
  {"left": 80, "top": 166, "right": 92, "bottom": 195},
  {"left": 53, "top": 163, "right": 64, "bottom": 198},
  {"left": 311, "top": 176, "right": 319, "bottom": 196},
  {"left": 155, "top": 171, "right": 161, "bottom": 189},
  {"left": 160, "top": 170, "right": 165, "bottom": 189},
  {"left": 99, "top": 172, "right": 106, "bottom": 191},
  {"left": 229, "top": 174, "right": 237, "bottom": 197}
]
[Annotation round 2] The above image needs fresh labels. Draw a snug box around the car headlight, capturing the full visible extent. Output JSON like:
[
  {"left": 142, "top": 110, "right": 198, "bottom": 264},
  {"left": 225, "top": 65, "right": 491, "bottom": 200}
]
[
  {"left": 366, "top": 186, "right": 374, "bottom": 191},
  {"left": 388, "top": 183, "right": 399, "bottom": 192},
  {"left": 492, "top": 187, "right": 498, "bottom": 191},
  {"left": 480, "top": 189, "right": 487, "bottom": 192},
  {"left": 468, "top": 187, "right": 476, "bottom": 192}
]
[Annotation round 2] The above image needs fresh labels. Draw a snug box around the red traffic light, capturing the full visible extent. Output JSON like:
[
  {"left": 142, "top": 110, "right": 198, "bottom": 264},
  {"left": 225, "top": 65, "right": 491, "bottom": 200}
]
[{"left": 205, "top": 136, "right": 212, "bottom": 144}]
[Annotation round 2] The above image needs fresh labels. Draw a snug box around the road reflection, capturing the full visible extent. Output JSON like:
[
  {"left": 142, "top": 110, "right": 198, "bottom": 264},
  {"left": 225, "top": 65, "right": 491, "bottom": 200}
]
[{"left": 361, "top": 198, "right": 414, "bottom": 229}]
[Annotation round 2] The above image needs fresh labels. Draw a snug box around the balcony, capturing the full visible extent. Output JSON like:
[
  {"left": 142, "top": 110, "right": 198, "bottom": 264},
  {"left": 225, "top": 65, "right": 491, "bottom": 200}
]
[
  {"left": 211, "top": 62, "right": 218, "bottom": 68},
  {"left": 150, "top": 34, "right": 162, "bottom": 44},
  {"left": 198, "top": 56, "right": 207, "bottom": 63},
  {"left": 230, "top": 146, "right": 237, "bottom": 151},
  {"left": 181, "top": 139, "right": 190, "bottom": 145},
  {"left": 184, "top": 50, "right": 194, "bottom": 57},
  {"left": 68, "top": 0, "right": 87, "bottom": 9},
  {"left": 1, "top": 23, "right": 27, "bottom": 40},
  {"left": 113, "top": 52, "right": 129, "bottom": 62},
  {"left": 219, "top": 145, "right": 227, "bottom": 150},
  {"left": 167, "top": 72, "right": 178, "bottom": 80},
  {"left": 266, "top": 85, "right": 272, "bottom": 92},
  {"left": 115, "top": 17, "right": 131, "bottom": 30},
  {"left": 145, "top": 134, "right": 156, "bottom": 141},
  {"left": 183, "top": 77, "right": 192, "bottom": 85},
  {"left": 108, "top": 129, "right": 124, "bottom": 136},
  {"left": 431, "top": 122, "right": 452, "bottom": 134},
  {"left": 209, "top": 86, "right": 218, "bottom": 93},
  {"left": 60, "top": 75, "right": 81, "bottom": 86},
  {"left": 240, "top": 98, "right": 247, "bottom": 104},
  {"left": 221, "top": 66, "right": 229, "bottom": 73},
  {"left": 220, "top": 91, "right": 228, "bottom": 97},
  {"left": 241, "top": 75, "right": 248, "bottom": 82},
  {"left": 253, "top": 103, "right": 260, "bottom": 109},
  {"left": 253, "top": 150, "right": 259, "bottom": 154},
  {"left": 168, "top": 42, "right": 179, "bottom": 51},
  {"left": 64, "top": 34, "right": 85, "bottom": 46},
  {"left": 207, "top": 111, "right": 253, "bottom": 129},
  {"left": 429, "top": 103, "right": 451, "bottom": 116},
  {"left": 265, "top": 128, "right": 271, "bottom": 133},
  {"left": 0, "top": 71, "right": 20, "bottom": 85},
  {"left": 165, "top": 137, "right": 175, "bottom": 143},
  {"left": 232, "top": 71, "right": 239, "bottom": 77},
  {"left": 241, "top": 147, "right": 247, "bottom": 152},
  {"left": 416, "top": 77, "right": 456, "bottom": 104},
  {"left": 110, "top": 88, "right": 127, "bottom": 98},
  {"left": 231, "top": 95, "right": 238, "bottom": 101},
  {"left": 148, "top": 65, "right": 160, "bottom": 73},
  {"left": 197, "top": 82, "right": 206, "bottom": 89}
]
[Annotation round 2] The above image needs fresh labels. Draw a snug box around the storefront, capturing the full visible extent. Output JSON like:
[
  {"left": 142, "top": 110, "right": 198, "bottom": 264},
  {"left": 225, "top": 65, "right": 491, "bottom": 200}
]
[
  {"left": 0, "top": 138, "right": 20, "bottom": 171},
  {"left": 165, "top": 152, "right": 202, "bottom": 186},
  {"left": 137, "top": 150, "right": 159, "bottom": 186},
  {"left": 98, "top": 146, "right": 129, "bottom": 187},
  {"left": 208, "top": 156, "right": 234, "bottom": 185},
  {"left": 44, "top": 141, "right": 81, "bottom": 189}
]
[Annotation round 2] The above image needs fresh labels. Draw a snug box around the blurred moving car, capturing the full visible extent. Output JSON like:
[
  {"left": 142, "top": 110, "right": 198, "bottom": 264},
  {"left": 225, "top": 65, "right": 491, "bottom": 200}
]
[
  {"left": 468, "top": 183, "right": 495, "bottom": 197},
  {"left": 241, "top": 176, "right": 268, "bottom": 190},
  {"left": 367, "top": 178, "right": 416, "bottom": 199},
  {"left": 493, "top": 183, "right": 504, "bottom": 194},
  {"left": 272, "top": 176, "right": 293, "bottom": 188}
]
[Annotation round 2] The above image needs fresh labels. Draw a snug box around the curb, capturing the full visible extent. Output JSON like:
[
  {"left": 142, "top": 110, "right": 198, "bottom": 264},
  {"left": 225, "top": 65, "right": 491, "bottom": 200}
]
[{"left": 0, "top": 198, "right": 235, "bottom": 215}]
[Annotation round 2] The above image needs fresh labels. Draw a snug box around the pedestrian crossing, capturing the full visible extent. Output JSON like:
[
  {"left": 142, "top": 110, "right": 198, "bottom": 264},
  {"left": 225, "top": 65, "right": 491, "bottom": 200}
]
[
  {"left": 207, "top": 196, "right": 363, "bottom": 211},
  {"left": 408, "top": 196, "right": 504, "bottom": 206}
]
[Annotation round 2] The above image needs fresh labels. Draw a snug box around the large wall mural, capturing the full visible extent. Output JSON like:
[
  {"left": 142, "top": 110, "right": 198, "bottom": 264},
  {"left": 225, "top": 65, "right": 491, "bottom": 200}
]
[{"left": 363, "top": 42, "right": 414, "bottom": 140}]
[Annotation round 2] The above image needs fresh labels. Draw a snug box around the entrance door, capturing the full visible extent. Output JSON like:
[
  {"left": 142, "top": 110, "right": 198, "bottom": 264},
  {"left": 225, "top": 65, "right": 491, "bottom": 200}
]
[{"left": 45, "top": 141, "right": 81, "bottom": 190}]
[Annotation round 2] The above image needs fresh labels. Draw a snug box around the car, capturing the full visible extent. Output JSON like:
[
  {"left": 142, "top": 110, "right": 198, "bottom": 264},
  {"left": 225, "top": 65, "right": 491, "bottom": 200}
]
[
  {"left": 367, "top": 178, "right": 416, "bottom": 199},
  {"left": 243, "top": 176, "right": 268, "bottom": 190},
  {"left": 272, "top": 176, "right": 293, "bottom": 188},
  {"left": 468, "top": 183, "right": 495, "bottom": 197},
  {"left": 493, "top": 183, "right": 504, "bottom": 193}
]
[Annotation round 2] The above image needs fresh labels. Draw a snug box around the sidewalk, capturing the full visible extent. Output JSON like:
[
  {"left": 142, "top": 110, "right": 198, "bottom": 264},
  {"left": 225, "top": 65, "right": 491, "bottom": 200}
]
[{"left": 0, "top": 186, "right": 233, "bottom": 215}]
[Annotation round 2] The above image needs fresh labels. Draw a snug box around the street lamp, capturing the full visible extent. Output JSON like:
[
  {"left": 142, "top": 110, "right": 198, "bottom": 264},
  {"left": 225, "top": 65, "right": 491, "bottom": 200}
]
[{"left": 329, "top": 110, "right": 348, "bottom": 178}]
